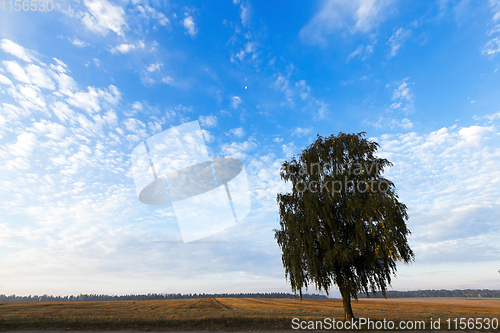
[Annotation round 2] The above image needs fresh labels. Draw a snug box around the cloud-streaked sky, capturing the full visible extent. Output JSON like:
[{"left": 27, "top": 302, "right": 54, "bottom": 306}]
[{"left": 1, "top": 0, "right": 499, "bottom": 297}]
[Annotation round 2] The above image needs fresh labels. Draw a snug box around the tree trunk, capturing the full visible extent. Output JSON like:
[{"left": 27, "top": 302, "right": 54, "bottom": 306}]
[{"left": 340, "top": 289, "right": 355, "bottom": 321}]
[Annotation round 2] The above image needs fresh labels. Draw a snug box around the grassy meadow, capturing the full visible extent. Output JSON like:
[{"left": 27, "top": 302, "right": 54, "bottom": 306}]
[{"left": 0, "top": 297, "right": 499, "bottom": 331}]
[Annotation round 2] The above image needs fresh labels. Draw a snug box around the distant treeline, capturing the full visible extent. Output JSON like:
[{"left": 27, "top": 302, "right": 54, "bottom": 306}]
[
  {"left": 357, "top": 289, "right": 500, "bottom": 298},
  {"left": 2, "top": 289, "right": 499, "bottom": 303},
  {"left": 0, "top": 292, "right": 327, "bottom": 303}
]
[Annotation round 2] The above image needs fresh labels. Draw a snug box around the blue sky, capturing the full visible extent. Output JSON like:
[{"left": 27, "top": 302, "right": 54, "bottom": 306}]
[{"left": 1, "top": 0, "right": 500, "bottom": 297}]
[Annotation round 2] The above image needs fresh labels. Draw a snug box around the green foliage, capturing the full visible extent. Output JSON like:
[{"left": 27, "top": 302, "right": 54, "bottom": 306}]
[{"left": 274, "top": 132, "right": 414, "bottom": 305}]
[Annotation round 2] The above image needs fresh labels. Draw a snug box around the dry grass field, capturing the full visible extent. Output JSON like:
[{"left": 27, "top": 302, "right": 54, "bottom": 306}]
[{"left": 0, "top": 297, "right": 499, "bottom": 331}]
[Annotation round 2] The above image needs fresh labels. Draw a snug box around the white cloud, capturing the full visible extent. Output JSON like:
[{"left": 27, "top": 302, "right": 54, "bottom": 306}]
[
  {"left": 231, "top": 96, "right": 242, "bottom": 109},
  {"left": 490, "top": 0, "right": 500, "bottom": 21},
  {"left": 473, "top": 111, "right": 500, "bottom": 122},
  {"left": 399, "top": 118, "right": 413, "bottom": 129},
  {"left": 81, "top": 0, "right": 127, "bottom": 37},
  {"left": 368, "top": 117, "right": 414, "bottom": 130},
  {"left": 146, "top": 63, "right": 162, "bottom": 72},
  {"left": 410, "top": 236, "right": 500, "bottom": 264},
  {"left": 103, "top": 109, "right": 118, "bottom": 126},
  {"left": 233, "top": 42, "right": 259, "bottom": 63},
  {"left": 2, "top": 156, "right": 30, "bottom": 170},
  {"left": 136, "top": 5, "right": 170, "bottom": 28},
  {"left": 221, "top": 139, "right": 256, "bottom": 160},
  {"left": 296, "top": 79, "right": 310, "bottom": 100},
  {"left": 140, "top": 62, "right": 174, "bottom": 86},
  {"left": 123, "top": 118, "right": 145, "bottom": 134},
  {"left": 66, "top": 85, "right": 121, "bottom": 114},
  {"left": 183, "top": 15, "right": 197, "bottom": 37},
  {"left": 315, "top": 100, "right": 329, "bottom": 119},
  {"left": 482, "top": 1, "right": 500, "bottom": 56},
  {"left": 201, "top": 129, "right": 214, "bottom": 143},
  {"left": 392, "top": 81, "right": 411, "bottom": 102},
  {"left": 482, "top": 37, "right": 500, "bottom": 56},
  {"left": 457, "top": 125, "right": 492, "bottom": 147},
  {"left": 0, "top": 39, "right": 35, "bottom": 62},
  {"left": 388, "top": 28, "right": 411, "bottom": 58},
  {"left": 347, "top": 45, "right": 364, "bottom": 60},
  {"left": 0, "top": 73, "right": 13, "bottom": 86},
  {"left": 281, "top": 142, "right": 297, "bottom": 159},
  {"left": 273, "top": 74, "right": 294, "bottom": 107},
  {"left": 245, "top": 153, "right": 292, "bottom": 214},
  {"left": 239, "top": 1, "right": 251, "bottom": 27},
  {"left": 51, "top": 101, "right": 76, "bottom": 123},
  {"left": 110, "top": 41, "right": 145, "bottom": 54},
  {"left": 292, "top": 127, "right": 313, "bottom": 137},
  {"left": 365, "top": 44, "right": 374, "bottom": 55},
  {"left": 378, "top": 122, "right": 500, "bottom": 266},
  {"left": 199, "top": 115, "right": 217, "bottom": 128},
  {"left": 272, "top": 74, "right": 328, "bottom": 119},
  {"left": 30, "top": 119, "right": 67, "bottom": 140},
  {"left": 299, "top": 0, "right": 395, "bottom": 45},
  {"left": 21, "top": 85, "right": 46, "bottom": 107},
  {"left": 7, "top": 83, "right": 47, "bottom": 111},
  {"left": 111, "top": 44, "right": 134, "bottom": 54},
  {"left": 70, "top": 38, "right": 88, "bottom": 47},
  {"left": 162, "top": 76, "right": 174, "bottom": 85},
  {"left": 132, "top": 101, "right": 142, "bottom": 111},
  {"left": 1, "top": 41, "right": 244, "bottom": 296},
  {"left": 229, "top": 127, "right": 245, "bottom": 138},
  {"left": 389, "top": 78, "right": 413, "bottom": 113},
  {"left": 347, "top": 43, "right": 375, "bottom": 61},
  {"left": 52, "top": 72, "right": 78, "bottom": 96},
  {"left": 25, "top": 65, "right": 56, "bottom": 90},
  {"left": 50, "top": 58, "right": 68, "bottom": 73},
  {"left": 8, "top": 131, "right": 37, "bottom": 157},
  {"left": 3, "top": 61, "right": 30, "bottom": 83},
  {"left": 2, "top": 61, "right": 56, "bottom": 91},
  {"left": 0, "top": 103, "right": 24, "bottom": 123}
]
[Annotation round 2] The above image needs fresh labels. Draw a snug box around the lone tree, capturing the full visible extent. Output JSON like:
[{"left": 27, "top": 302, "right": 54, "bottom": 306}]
[{"left": 274, "top": 132, "right": 414, "bottom": 320}]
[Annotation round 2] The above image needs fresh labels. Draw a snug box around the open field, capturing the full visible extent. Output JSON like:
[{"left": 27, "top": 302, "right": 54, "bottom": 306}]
[
  {"left": 361, "top": 298, "right": 500, "bottom": 308},
  {"left": 0, "top": 298, "right": 499, "bottom": 331}
]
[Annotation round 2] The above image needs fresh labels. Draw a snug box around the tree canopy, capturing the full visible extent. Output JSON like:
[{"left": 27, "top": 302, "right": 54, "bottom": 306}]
[{"left": 274, "top": 132, "right": 414, "bottom": 320}]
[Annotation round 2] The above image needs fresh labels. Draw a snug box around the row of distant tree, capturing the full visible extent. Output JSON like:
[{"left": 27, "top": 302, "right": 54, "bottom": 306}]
[
  {"left": 1, "top": 289, "right": 499, "bottom": 303},
  {"left": 357, "top": 289, "right": 500, "bottom": 298},
  {"left": 0, "top": 292, "right": 327, "bottom": 303}
]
